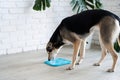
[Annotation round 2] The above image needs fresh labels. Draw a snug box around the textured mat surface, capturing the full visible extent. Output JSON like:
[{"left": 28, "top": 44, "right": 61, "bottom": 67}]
[{"left": 44, "top": 58, "right": 71, "bottom": 67}]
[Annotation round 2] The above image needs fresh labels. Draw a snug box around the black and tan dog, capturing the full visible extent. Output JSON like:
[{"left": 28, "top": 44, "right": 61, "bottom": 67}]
[{"left": 46, "top": 9, "right": 120, "bottom": 72}]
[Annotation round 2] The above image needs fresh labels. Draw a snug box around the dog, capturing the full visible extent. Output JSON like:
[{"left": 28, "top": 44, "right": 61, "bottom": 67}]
[{"left": 46, "top": 9, "right": 120, "bottom": 72}]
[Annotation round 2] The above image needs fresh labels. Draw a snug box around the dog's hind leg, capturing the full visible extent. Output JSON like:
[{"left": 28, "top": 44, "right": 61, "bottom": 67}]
[
  {"left": 93, "top": 48, "right": 107, "bottom": 66},
  {"left": 76, "top": 40, "right": 86, "bottom": 65},
  {"left": 93, "top": 35, "right": 107, "bottom": 66},
  {"left": 106, "top": 45, "right": 118, "bottom": 72},
  {"left": 99, "top": 16, "right": 119, "bottom": 72}
]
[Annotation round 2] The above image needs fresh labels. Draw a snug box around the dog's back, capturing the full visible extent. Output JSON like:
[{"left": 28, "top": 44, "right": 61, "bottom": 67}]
[{"left": 60, "top": 9, "right": 120, "bottom": 34}]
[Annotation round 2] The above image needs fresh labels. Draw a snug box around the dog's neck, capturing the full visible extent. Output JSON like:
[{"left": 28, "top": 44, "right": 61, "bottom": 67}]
[
  {"left": 49, "top": 26, "right": 64, "bottom": 48},
  {"left": 50, "top": 27, "right": 61, "bottom": 42}
]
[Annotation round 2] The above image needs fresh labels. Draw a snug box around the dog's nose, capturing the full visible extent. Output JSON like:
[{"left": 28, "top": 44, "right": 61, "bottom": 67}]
[{"left": 48, "top": 59, "right": 51, "bottom": 61}]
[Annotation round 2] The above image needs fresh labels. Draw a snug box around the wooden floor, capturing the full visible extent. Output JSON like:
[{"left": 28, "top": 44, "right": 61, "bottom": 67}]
[{"left": 0, "top": 46, "right": 120, "bottom": 80}]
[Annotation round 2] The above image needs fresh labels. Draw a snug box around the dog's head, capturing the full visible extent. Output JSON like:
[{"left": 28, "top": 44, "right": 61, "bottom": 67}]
[
  {"left": 46, "top": 26, "right": 65, "bottom": 61},
  {"left": 46, "top": 41, "right": 64, "bottom": 61}
]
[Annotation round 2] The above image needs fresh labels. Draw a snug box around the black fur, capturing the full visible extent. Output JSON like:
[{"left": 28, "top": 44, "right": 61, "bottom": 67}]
[
  {"left": 49, "top": 9, "right": 120, "bottom": 48},
  {"left": 49, "top": 26, "right": 64, "bottom": 49},
  {"left": 60, "top": 9, "right": 120, "bottom": 34}
]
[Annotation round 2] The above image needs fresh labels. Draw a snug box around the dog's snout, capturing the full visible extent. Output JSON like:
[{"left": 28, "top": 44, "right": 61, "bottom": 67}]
[{"left": 48, "top": 53, "right": 51, "bottom": 61}]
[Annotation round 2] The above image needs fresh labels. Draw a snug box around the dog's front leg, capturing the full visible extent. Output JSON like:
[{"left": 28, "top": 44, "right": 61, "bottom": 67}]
[
  {"left": 66, "top": 40, "right": 81, "bottom": 70},
  {"left": 76, "top": 40, "right": 86, "bottom": 65}
]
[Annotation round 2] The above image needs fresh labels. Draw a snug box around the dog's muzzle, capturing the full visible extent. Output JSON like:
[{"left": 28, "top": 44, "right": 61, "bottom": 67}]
[
  {"left": 48, "top": 53, "right": 51, "bottom": 61},
  {"left": 48, "top": 53, "right": 55, "bottom": 61}
]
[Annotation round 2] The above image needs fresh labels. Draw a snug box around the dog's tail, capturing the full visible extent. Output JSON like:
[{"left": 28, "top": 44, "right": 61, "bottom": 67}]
[
  {"left": 117, "top": 17, "right": 120, "bottom": 46},
  {"left": 117, "top": 34, "right": 120, "bottom": 46},
  {"left": 115, "top": 16, "right": 120, "bottom": 52},
  {"left": 113, "top": 14, "right": 120, "bottom": 52},
  {"left": 115, "top": 33, "right": 120, "bottom": 52}
]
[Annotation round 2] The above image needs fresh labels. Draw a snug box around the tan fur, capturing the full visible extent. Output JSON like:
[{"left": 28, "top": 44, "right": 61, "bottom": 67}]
[
  {"left": 66, "top": 40, "right": 81, "bottom": 70},
  {"left": 66, "top": 16, "right": 120, "bottom": 72},
  {"left": 117, "top": 36, "right": 120, "bottom": 46}
]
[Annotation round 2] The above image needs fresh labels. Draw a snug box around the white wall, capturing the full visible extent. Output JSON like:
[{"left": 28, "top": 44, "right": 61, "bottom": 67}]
[
  {"left": 0, "top": 0, "right": 73, "bottom": 55},
  {"left": 0, "top": 0, "right": 120, "bottom": 55}
]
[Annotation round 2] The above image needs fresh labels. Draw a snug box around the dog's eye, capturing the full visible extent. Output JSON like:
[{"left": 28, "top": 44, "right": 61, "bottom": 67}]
[{"left": 46, "top": 47, "right": 52, "bottom": 52}]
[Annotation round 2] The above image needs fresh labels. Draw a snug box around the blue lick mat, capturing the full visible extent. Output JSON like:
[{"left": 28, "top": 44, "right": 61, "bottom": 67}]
[{"left": 44, "top": 58, "right": 71, "bottom": 67}]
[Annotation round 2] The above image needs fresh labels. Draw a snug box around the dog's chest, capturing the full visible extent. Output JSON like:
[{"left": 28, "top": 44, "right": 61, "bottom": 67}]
[{"left": 63, "top": 39, "right": 73, "bottom": 45}]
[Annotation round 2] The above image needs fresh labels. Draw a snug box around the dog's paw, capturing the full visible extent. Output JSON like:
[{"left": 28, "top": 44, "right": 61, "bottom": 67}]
[
  {"left": 75, "top": 62, "right": 80, "bottom": 65},
  {"left": 66, "top": 66, "right": 74, "bottom": 70},
  {"left": 76, "top": 60, "right": 83, "bottom": 65},
  {"left": 93, "top": 63, "right": 100, "bottom": 66},
  {"left": 107, "top": 69, "right": 114, "bottom": 72}
]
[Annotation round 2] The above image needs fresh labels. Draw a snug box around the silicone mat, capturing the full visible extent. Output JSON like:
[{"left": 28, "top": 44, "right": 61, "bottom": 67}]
[{"left": 44, "top": 58, "right": 71, "bottom": 67}]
